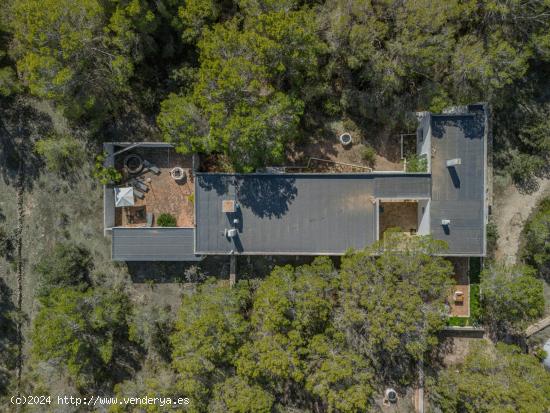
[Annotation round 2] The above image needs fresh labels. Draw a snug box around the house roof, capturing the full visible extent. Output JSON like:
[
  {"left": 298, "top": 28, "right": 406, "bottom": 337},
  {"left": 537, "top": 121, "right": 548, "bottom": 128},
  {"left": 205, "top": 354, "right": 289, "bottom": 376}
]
[
  {"left": 111, "top": 227, "right": 202, "bottom": 261},
  {"left": 194, "top": 104, "right": 488, "bottom": 256},
  {"left": 429, "top": 106, "right": 487, "bottom": 255},
  {"left": 195, "top": 173, "right": 431, "bottom": 255}
]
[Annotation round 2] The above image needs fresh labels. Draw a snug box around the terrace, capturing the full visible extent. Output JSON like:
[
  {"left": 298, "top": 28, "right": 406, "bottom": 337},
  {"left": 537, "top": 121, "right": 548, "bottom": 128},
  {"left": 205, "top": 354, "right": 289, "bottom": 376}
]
[{"left": 111, "top": 146, "right": 194, "bottom": 228}]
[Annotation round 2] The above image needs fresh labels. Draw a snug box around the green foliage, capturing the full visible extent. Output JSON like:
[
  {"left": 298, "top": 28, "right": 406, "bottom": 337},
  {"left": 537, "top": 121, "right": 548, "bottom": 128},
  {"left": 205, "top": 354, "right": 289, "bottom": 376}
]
[
  {"left": 166, "top": 242, "right": 454, "bottom": 411},
  {"left": 94, "top": 152, "right": 122, "bottom": 185},
  {"left": 0, "top": 66, "right": 19, "bottom": 97},
  {"left": 480, "top": 263, "right": 545, "bottom": 337},
  {"left": 177, "top": 0, "right": 222, "bottom": 43},
  {"left": 34, "top": 242, "right": 92, "bottom": 298},
  {"left": 360, "top": 145, "right": 376, "bottom": 167},
  {"left": 157, "top": 213, "right": 177, "bottom": 227},
  {"left": 0, "top": 278, "right": 17, "bottom": 395},
  {"left": 429, "top": 341, "right": 550, "bottom": 413},
  {"left": 158, "top": 8, "right": 326, "bottom": 171},
  {"left": 0, "top": 226, "right": 14, "bottom": 261},
  {"left": 406, "top": 154, "right": 428, "bottom": 173},
  {"left": 522, "top": 197, "right": 550, "bottom": 279},
  {"left": 210, "top": 376, "right": 274, "bottom": 413},
  {"left": 35, "top": 135, "right": 85, "bottom": 174},
  {"left": 486, "top": 221, "right": 499, "bottom": 257},
  {"left": 171, "top": 280, "right": 250, "bottom": 412},
  {"left": 305, "top": 334, "right": 373, "bottom": 412},
  {"left": 31, "top": 287, "right": 136, "bottom": 391},
  {"left": 337, "top": 233, "right": 453, "bottom": 382}
]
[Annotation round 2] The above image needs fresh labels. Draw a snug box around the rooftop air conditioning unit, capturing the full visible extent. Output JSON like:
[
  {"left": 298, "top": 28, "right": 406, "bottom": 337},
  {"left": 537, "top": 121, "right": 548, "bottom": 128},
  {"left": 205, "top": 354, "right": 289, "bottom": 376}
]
[
  {"left": 446, "top": 158, "right": 462, "bottom": 167},
  {"left": 226, "top": 228, "right": 238, "bottom": 238},
  {"left": 442, "top": 219, "right": 451, "bottom": 226}
]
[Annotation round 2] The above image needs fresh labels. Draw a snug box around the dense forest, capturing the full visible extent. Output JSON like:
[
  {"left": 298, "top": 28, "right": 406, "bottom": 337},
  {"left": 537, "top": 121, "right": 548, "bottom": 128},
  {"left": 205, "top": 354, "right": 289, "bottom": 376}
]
[
  {"left": 1, "top": 0, "right": 550, "bottom": 412},
  {"left": 1, "top": 0, "right": 550, "bottom": 175}
]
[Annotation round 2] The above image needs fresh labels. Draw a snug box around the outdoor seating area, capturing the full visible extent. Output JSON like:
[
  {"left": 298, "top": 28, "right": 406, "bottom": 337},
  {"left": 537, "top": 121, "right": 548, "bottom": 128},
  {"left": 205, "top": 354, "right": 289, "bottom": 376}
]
[
  {"left": 113, "top": 146, "right": 194, "bottom": 227},
  {"left": 448, "top": 257, "right": 470, "bottom": 317}
]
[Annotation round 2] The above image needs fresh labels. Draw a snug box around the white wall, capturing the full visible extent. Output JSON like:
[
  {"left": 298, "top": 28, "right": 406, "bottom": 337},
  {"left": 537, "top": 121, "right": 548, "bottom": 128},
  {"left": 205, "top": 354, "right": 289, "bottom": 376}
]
[
  {"left": 416, "top": 113, "right": 432, "bottom": 172},
  {"left": 417, "top": 199, "right": 430, "bottom": 235}
]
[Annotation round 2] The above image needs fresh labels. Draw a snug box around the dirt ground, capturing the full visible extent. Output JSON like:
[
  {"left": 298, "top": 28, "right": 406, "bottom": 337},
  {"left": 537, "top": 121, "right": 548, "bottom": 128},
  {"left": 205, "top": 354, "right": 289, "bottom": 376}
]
[
  {"left": 493, "top": 177, "right": 550, "bottom": 264},
  {"left": 289, "top": 120, "right": 404, "bottom": 172},
  {"left": 442, "top": 337, "right": 489, "bottom": 366},
  {"left": 493, "top": 177, "right": 550, "bottom": 317},
  {"left": 379, "top": 201, "right": 418, "bottom": 236}
]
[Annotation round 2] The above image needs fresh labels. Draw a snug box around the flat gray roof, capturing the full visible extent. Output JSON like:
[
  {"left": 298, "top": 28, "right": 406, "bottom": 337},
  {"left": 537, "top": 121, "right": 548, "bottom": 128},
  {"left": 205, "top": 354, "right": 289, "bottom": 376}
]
[
  {"left": 195, "top": 174, "right": 431, "bottom": 255},
  {"left": 429, "top": 106, "right": 487, "bottom": 255},
  {"left": 112, "top": 228, "right": 202, "bottom": 261}
]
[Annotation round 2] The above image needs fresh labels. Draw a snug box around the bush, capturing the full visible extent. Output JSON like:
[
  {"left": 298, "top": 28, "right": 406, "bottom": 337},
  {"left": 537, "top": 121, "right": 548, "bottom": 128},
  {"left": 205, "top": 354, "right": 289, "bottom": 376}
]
[
  {"left": 184, "top": 265, "right": 207, "bottom": 283},
  {"left": 521, "top": 197, "right": 550, "bottom": 279},
  {"left": 157, "top": 213, "right": 177, "bottom": 227},
  {"left": 35, "top": 134, "right": 84, "bottom": 174},
  {"left": 93, "top": 152, "right": 122, "bottom": 185},
  {"left": 406, "top": 154, "right": 428, "bottom": 172},
  {"left": 34, "top": 242, "right": 92, "bottom": 298},
  {"left": 480, "top": 263, "right": 544, "bottom": 337},
  {"left": 486, "top": 221, "right": 499, "bottom": 257},
  {"left": 361, "top": 145, "right": 376, "bottom": 167}
]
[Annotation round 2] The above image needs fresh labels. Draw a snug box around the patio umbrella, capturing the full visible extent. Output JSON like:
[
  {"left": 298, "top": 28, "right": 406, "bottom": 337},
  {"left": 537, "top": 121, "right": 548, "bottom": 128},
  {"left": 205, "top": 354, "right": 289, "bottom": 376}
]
[{"left": 114, "top": 187, "right": 135, "bottom": 207}]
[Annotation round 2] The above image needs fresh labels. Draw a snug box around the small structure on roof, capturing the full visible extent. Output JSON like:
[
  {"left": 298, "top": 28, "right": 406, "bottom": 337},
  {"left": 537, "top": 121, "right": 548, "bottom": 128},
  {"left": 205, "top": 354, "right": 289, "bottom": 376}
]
[
  {"left": 222, "top": 200, "right": 236, "bottom": 213},
  {"left": 114, "top": 187, "right": 135, "bottom": 207}
]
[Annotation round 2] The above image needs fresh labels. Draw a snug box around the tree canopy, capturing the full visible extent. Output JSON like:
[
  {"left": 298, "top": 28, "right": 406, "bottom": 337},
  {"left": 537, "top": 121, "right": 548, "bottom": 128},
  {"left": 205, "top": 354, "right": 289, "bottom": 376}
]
[
  {"left": 31, "top": 287, "right": 137, "bottom": 391},
  {"left": 521, "top": 198, "right": 550, "bottom": 280},
  {"left": 480, "top": 263, "right": 545, "bottom": 337},
  {"left": 429, "top": 340, "right": 550, "bottom": 413},
  {"left": 34, "top": 242, "right": 92, "bottom": 298},
  {"left": 167, "top": 235, "right": 454, "bottom": 412}
]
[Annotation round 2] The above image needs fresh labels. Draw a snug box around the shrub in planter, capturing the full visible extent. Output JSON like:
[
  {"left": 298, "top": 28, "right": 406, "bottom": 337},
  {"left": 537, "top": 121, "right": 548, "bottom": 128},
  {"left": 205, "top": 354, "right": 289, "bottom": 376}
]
[{"left": 157, "top": 213, "right": 177, "bottom": 227}]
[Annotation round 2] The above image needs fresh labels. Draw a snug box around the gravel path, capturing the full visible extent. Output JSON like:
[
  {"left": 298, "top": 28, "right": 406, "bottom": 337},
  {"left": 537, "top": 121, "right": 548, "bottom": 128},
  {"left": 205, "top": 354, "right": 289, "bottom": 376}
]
[{"left": 493, "top": 178, "right": 550, "bottom": 264}]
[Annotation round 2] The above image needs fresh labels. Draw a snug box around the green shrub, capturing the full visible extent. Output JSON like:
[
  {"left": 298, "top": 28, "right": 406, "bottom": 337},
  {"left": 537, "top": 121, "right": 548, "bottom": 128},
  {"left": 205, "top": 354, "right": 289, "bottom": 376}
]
[
  {"left": 447, "top": 316, "right": 469, "bottom": 327},
  {"left": 406, "top": 154, "right": 428, "bottom": 173},
  {"left": 486, "top": 221, "right": 499, "bottom": 257},
  {"left": 361, "top": 145, "right": 376, "bottom": 167},
  {"left": 480, "top": 263, "right": 544, "bottom": 336},
  {"left": 157, "top": 213, "right": 177, "bottom": 227},
  {"left": 521, "top": 197, "right": 550, "bottom": 279},
  {"left": 35, "top": 134, "right": 84, "bottom": 174},
  {"left": 93, "top": 152, "right": 122, "bottom": 185},
  {"left": 34, "top": 242, "right": 92, "bottom": 298}
]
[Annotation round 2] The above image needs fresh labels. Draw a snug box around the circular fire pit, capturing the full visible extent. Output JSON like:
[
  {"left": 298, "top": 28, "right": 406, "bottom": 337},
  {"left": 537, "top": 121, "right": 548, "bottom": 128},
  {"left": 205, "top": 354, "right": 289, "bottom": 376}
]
[
  {"left": 123, "top": 154, "right": 144, "bottom": 174},
  {"left": 170, "top": 167, "right": 186, "bottom": 181},
  {"left": 339, "top": 133, "right": 353, "bottom": 146}
]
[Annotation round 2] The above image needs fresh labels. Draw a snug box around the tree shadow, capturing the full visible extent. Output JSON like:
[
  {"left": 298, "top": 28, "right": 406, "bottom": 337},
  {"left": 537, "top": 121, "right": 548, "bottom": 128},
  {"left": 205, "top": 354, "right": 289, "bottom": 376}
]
[
  {"left": 236, "top": 175, "right": 297, "bottom": 218},
  {"left": 0, "top": 97, "right": 51, "bottom": 189},
  {"left": 430, "top": 113, "right": 484, "bottom": 142},
  {"left": 126, "top": 256, "right": 230, "bottom": 283},
  {"left": 196, "top": 174, "right": 234, "bottom": 196}
]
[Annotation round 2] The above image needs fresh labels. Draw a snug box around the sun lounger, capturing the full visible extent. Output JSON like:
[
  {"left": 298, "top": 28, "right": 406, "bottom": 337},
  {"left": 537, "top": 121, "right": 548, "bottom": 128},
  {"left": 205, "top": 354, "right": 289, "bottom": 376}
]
[
  {"left": 143, "top": 160, "right": 161, "bottom": 175},
  {"left": 134, "top": 188, "right": 145, "bottom": 199},
  {"left": 130, "top": 179, "right": 149, "bottom": 192}
]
